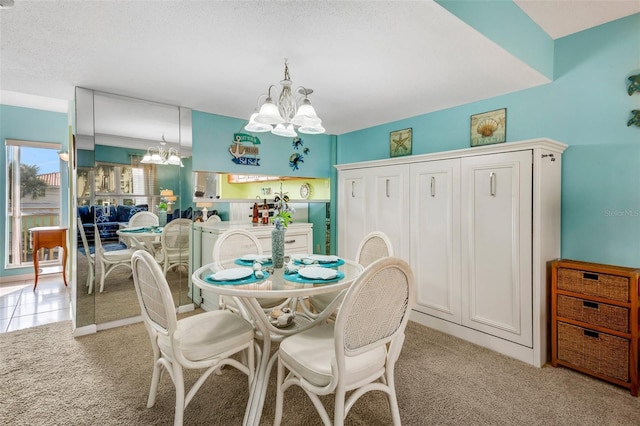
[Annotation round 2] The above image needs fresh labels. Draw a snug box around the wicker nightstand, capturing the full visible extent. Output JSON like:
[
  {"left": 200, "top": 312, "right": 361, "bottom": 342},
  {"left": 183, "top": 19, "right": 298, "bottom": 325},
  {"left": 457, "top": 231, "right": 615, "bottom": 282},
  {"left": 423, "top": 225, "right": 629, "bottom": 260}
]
[{"left": 551, "top": 259, "right": 640, "bottom": 396}]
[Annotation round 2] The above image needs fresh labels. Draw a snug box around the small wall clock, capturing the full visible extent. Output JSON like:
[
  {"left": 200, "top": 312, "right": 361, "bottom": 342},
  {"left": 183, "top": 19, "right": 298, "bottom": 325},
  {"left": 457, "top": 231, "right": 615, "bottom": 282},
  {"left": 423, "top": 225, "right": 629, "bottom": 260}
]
[{"left": 299, "top": 183, "right": 311, "bottom": 200}]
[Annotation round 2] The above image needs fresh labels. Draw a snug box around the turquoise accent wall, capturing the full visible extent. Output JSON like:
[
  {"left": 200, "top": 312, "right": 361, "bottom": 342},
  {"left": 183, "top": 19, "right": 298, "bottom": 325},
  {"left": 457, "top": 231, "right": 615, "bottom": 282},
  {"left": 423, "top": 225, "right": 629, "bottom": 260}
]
[
  {"left": 337, "top": 14, "right": 640, "bottom": 267},
  {"left": 0, "top": 105, "right": 69, "bottom": 277},
  {"left": 191, "top": 111, "right": 334, "bottom": 178}
]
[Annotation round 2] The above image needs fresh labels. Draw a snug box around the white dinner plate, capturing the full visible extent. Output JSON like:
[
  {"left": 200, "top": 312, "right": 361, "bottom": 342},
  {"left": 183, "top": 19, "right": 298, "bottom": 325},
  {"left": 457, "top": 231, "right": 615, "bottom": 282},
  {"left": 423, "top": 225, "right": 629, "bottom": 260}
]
[
  {"left": 298, "top": 266, "right": 338, "bottom": 280},
  {"left": 211, "top": 267, "right": 253, "bottom": 281},
  {"left": 307, "top": 254, "right": 340, "bottom": 263},
  {"left": 240, "top": 254, "right": 271, "bottom": 262}
]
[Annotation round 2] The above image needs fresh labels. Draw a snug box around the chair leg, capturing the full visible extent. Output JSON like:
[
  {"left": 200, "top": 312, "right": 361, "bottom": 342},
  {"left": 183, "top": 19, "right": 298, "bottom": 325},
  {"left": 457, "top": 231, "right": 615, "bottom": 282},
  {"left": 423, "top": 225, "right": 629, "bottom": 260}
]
[
  {"left": 334, "top": 388, "right": 346, "bottom": 426},
  {"left": 386, "top": 372, "right": 401, "bottom": 425},
  {"left": 87, "top": 268, "right": 94, "bottom": 294},
  {"left": 173, "top": 364, "right": 185, "bottom": 426},
  {"left": 147, "top": 358, "right": 162, "bottom": 408},
  {"left": 99, "top": 262, "right": 107, "bottom": 293},
  {"left": 273, "top": 358, "right": 285, "bottom": 426}
]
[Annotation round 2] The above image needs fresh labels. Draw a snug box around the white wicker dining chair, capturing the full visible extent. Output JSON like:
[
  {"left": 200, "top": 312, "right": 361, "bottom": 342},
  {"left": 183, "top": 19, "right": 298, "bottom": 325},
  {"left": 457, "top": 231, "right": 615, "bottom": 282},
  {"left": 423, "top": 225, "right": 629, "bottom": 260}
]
[
  {"left": 308, "top": 231, "right": 394, "bottom": 315},
  {"left": 211, "top": 229, "right": 287, "bottom": 312},
  {"left": 77, "top": 217, "right": 95, "bottom": 293},
  {"left": 129, "top": 211, "right": 159, "bottom": 228},
  {"left": 159, "top": 219, "right": 191, "bottom": 276},
  {"left": 131, "top": 250, "right": 255, "bottom": 426},
  {"left": 274, "top": 256, "right": 415, "bottom": 426},
  {"left": 94, "top": 224, "right": 136, "bottom": 293}
]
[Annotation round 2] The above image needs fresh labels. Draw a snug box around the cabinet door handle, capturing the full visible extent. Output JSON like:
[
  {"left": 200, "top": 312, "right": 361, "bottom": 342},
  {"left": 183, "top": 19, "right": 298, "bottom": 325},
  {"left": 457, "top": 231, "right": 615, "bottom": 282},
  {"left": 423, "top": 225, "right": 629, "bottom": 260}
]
[
  {"left": 583, "top": 301, "right": 599, "bottom": 309},
  {"left": 430, "top": 176, "right": 436, "bottom": 197},
  {"left": 583, "top": 272, "right": 599, "bottom": 281},
  {"left": 351, "top": 181, "right": 355, "bottom": 198},
  {"left": 386, "top": 179, "right": 390, "bottom": 197},
  {"left": 489, "top": 172, "right": 496, "bottom": 196},
  {"left": 583, "top": 330, "right": 600, "bottom": 339},
  {"left": 284, "top": 239, "right": 296, "bottom": 244}
]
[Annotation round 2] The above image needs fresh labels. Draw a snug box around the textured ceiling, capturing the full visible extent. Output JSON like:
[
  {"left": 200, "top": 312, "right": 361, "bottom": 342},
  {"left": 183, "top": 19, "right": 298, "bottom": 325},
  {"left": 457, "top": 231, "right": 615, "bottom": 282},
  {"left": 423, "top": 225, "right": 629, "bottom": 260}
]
[{"left": 1, "top": 1, "right": 638, "bottom": 137}]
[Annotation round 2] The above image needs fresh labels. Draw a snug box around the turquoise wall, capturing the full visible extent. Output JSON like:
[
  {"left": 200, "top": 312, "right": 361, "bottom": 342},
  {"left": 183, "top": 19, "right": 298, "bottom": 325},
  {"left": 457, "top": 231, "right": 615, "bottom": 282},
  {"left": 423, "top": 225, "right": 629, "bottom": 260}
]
[
  {"left": 0, "top": 105, "right": 69, "bottom": 277},
  {"left": 191, "top": 111, "right": 334, "bottom": 178},
  {"left": 337, "top": 14, "right": 640, "bottom": 268}
]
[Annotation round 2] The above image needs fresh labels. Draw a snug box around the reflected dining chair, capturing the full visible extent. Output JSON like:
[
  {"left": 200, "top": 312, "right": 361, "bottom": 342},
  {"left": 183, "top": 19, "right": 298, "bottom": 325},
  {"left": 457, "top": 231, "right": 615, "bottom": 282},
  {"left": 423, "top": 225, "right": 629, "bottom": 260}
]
[
  {"left": 129, "top": 211, "right": 159, "bottom": 228},
  {"left": 128, "top": 211, "right": 160, "bottom": 252},
  {"left": 308, "top": 231, "right": 394, "bottom": 315},
  {"left": 206, "top": 214, "right": 222, "bottom": 223},
  {"left": 131, "top": 250, "right": 255, "bottom": 426},
  {"left": 159, "top": 219, "right": 191, "bottom": 276},
  {"left": 94, "top": 224, "right": 136, "bottom": 293},
  {"left": 274, "top": 257, "right": 415, "bottom": 426},
  {"left": 77, "top": 217, "right": 95, "bottom": 293}
]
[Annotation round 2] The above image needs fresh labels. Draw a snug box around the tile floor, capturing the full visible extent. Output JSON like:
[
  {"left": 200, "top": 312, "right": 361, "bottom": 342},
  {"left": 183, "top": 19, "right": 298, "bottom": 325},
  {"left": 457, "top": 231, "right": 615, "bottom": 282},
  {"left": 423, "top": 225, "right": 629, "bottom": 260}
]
[{"left": 0, "top": 273, "right": 71, "bottom": 334}]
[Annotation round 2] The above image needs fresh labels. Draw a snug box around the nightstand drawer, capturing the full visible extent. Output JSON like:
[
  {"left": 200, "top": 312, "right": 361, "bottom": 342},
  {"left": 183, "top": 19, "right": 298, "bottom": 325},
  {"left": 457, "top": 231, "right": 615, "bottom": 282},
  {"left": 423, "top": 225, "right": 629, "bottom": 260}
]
[
  {"left": 557, "top": 295, "right": 629, "bottom": 333},
  {"left": 557, "top": 268, "right": 630, "bottom": 302},
  {"left": 557, "top": 322, "right": 629, "bottom": 382}
]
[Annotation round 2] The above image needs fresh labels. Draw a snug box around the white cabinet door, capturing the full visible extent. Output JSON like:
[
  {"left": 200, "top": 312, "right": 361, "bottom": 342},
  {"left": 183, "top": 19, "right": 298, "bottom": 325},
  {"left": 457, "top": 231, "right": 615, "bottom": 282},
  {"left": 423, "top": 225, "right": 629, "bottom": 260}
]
[
  {"left": 410, "top": 159, "right": 461, "bottom": 323},
  {"left": 338, "top": 170, "right": 367, "bottom": 260},
  {"left": 371, "top": 166, "right": 409, "bottom": 261},
  {"left": 461, "top": 151, "right": 533, "bottom": 346}
]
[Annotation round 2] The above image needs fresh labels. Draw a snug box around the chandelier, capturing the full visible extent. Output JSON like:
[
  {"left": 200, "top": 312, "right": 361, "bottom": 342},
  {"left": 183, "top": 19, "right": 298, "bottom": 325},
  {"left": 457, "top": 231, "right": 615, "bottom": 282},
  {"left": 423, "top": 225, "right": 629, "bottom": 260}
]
[
  {"left": 140, "top": 136, "right": 183, "bottom": 166},
  {"left": 245, "top": 60, "right": 325, "bottom": 137}
]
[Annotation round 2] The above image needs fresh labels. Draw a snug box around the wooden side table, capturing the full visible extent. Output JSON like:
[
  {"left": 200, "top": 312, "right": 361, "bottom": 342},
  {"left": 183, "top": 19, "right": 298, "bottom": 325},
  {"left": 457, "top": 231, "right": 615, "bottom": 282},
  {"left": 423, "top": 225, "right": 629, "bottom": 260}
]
[{"left": 30, "top": 226, "right": 68, "bottom": 291}]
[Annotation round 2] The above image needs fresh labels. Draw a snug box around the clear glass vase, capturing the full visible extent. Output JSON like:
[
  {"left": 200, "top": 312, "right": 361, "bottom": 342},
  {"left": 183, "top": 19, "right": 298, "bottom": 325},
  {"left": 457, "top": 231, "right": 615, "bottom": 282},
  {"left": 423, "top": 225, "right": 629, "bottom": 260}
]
[
  {"left": 158, "top": 210, "right": 167, "bottom": 227},
  {"left": 271, "top": 228, "right": 285, "bottom": 268}
]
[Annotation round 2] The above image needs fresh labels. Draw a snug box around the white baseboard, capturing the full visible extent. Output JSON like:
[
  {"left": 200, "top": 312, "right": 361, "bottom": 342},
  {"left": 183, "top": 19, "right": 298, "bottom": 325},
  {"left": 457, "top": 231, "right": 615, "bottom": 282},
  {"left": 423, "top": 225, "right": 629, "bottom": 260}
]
[
  {"left": 0, "top": 272, "right": 33, "bottom": 284},
  {"left": 410, "top": 309, "right": 544, "bottom": 368},
  {"left": 73, "top": 324, "right": 97, "bottom": 337},
  {"left": 96, "top": 315, "right": 143, "bottom": 331}
]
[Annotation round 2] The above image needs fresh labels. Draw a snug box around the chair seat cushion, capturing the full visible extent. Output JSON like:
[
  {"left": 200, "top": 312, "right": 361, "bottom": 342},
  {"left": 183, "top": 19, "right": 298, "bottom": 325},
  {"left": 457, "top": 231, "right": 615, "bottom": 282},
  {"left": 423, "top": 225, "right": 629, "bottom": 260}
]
[
  {"left": 279, "top": 323, "right": 387, "bottom": 387},
  {"left": 103, "top": 248, "right": 136, "bottom": 261},
  {"left": 159, "top": 310, "right": 253, "bottom": 362}
]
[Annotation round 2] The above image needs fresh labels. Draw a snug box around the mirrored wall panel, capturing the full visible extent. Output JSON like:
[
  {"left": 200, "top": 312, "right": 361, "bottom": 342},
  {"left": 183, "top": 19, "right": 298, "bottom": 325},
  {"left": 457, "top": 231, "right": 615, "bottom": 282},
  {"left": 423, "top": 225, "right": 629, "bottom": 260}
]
[{"left": 75, "top": 88, "right": 192, "bottom": 327}]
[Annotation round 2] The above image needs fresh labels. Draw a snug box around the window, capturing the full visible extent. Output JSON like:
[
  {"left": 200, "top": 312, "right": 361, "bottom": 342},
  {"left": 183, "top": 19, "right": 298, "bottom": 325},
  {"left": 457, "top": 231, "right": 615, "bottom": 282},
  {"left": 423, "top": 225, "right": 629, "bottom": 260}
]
[
  {"left": 5, "top": 139, "right": 62, "bottom": 268},
  {"left": 79, "top": 160, "right": 157, "bottom": 208}
]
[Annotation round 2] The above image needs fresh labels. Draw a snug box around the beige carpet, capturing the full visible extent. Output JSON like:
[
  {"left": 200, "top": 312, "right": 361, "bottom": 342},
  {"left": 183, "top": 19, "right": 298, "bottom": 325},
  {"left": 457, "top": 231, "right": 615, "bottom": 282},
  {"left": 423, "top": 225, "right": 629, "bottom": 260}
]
[{"left": 1, "top": 318, "right": 639, "bottom": 425}]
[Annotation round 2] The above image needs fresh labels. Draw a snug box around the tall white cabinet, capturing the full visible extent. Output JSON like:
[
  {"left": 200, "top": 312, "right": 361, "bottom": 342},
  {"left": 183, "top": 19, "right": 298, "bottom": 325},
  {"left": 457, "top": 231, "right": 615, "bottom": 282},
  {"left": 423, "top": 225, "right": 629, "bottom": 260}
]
[
  {"left": 338, "top": 165, "right": 410, "bottom": 262},
  {"left": 337, "top": 139, "right": 567, "bottom": 367}
]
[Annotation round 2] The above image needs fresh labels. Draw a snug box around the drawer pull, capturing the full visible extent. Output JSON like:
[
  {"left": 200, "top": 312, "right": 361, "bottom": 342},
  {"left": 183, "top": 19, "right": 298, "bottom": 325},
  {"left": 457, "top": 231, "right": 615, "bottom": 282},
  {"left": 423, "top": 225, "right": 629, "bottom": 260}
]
[
  {"left": 583, "top": 301, "right": 599, "bottom": 309},
  {"left": 583, "top": 272, "right": 599, "bottom": 280},
  {"left": 284, "top": 239, "right": 296, "bottom": 244},
  {"left": 583, "top": 330, "right": 600, "bottom": 339}
]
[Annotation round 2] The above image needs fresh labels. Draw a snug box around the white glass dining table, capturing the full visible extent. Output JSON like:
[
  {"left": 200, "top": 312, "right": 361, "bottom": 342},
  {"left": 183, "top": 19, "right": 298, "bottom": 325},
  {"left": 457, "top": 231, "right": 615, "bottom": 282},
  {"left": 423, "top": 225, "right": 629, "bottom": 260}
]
[
  {"left": 192, "top": 257, "right": 364, "bottom": 426},
  {"left": 116, "top": 226, "right": 162, "bottom": 255}
]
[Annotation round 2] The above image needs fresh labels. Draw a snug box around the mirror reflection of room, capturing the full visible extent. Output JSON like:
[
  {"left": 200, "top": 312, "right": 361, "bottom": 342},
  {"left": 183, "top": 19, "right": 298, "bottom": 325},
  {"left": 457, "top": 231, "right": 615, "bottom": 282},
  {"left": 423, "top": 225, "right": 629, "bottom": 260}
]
[{"left": 75, "top": 89, "right": 192, "bottom": 327}]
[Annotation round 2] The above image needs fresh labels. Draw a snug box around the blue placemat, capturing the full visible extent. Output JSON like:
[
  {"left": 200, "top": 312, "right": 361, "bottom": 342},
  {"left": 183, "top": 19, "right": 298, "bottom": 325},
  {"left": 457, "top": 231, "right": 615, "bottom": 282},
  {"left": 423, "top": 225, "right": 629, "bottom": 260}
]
[
  {"left": 284, "top": 271, "right": 345, "bottom": 284},
  {"left": 235, "top": 259, "right": 273, "bottom": 267},
  {"left": 293, "top": 258, "right": 345, "bottom": 268},
  {"left": 120, "top": 227, "right": 150, "bottom": 233},
  {"left": 204, "top": 271, "right": 270, "bottom": 286}
]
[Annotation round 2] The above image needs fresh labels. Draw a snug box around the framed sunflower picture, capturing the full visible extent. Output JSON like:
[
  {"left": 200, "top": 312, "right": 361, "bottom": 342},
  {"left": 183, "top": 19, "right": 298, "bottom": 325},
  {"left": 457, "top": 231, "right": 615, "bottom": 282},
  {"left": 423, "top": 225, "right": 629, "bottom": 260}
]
[
  {"left": 470, "top": 108, "right": 506, "bottom": 147},
  {"left": 390, "top": 128, "right": 412, "bottom": 157}
]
